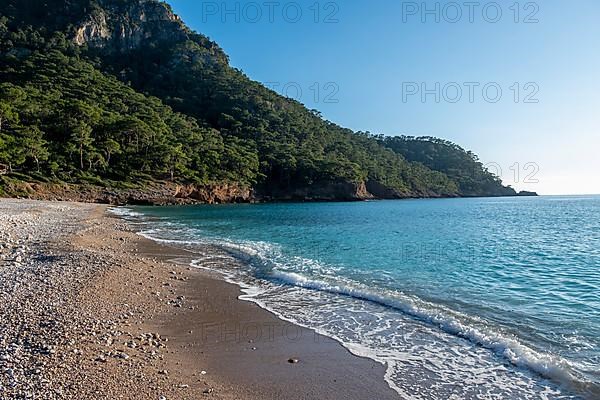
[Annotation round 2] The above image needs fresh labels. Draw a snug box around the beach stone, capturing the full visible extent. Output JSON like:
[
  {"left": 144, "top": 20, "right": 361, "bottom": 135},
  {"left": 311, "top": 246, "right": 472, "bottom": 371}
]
[{"left": 0, "top": 200, "right": 228, "bottom": 398}]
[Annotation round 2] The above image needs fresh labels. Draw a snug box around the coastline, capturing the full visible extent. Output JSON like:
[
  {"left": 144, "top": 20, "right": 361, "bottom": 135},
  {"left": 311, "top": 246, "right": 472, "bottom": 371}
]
[
  {"left": 0, "top": 179, "right": 537, "bottom": 206},
  {"left": 0, "top": 199, "right": 398, "bottom": 399}
]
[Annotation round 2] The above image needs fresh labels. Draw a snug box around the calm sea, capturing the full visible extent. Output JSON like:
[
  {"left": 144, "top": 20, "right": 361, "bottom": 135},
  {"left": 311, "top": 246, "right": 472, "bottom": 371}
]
[{"left": 113, "top": 196, "right": 600, "bottom": 399}]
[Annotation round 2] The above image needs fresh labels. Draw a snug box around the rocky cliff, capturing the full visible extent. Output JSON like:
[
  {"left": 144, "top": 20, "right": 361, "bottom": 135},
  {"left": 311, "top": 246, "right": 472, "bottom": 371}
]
[
  {"left": 74, "top": 0, "right": 186, "bottom": 49},
  {"left": 0, "top": 180, "right": 254, "bottom": 205},
  {"left": 0, "top": 179, "right": 390, "bottom": 205}
]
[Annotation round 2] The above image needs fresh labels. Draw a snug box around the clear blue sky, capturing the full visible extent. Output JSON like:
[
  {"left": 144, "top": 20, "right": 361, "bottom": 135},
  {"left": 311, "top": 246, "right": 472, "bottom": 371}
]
[{"left": 167, "top": 0, "right": 600, "bottom": 195}]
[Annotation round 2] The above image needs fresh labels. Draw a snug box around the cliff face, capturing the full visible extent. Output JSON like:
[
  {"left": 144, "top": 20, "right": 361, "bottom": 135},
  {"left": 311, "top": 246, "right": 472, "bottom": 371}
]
[
  {"left": 257, "top": 181, "right": 376, "bottom": 202},
  {"left": 73, "top": 0, "right": 185, "bottom": 49},
  {"left": 0, "top": 179, "right": 391, "bottom": 205},
  {"left": 0, "top": 180, "right": 255, "bottom": 205}
]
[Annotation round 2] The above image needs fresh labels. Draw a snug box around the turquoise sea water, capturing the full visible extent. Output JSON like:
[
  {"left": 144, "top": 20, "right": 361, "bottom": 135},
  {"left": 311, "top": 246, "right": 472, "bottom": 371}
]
[{"left": 115, "top": 196, "right": 600, "bottom": 399}]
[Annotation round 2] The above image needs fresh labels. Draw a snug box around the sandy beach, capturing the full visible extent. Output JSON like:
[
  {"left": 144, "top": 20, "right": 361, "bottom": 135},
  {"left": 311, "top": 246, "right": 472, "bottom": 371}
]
[{"left": 0, "top": 199, "right": 398, "bottom": 399}]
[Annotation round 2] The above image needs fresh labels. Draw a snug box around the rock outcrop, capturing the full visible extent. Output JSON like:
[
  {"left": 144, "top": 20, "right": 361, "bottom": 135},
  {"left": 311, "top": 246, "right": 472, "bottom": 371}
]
[
  {"left": 74, "top": 11, "right": 111, "bottom": 46},
  {"left": 365, "top": 181, "right": 407, "bottom": 199},
  {"left": 74, "top": 0, "right": 186, "bottom": 49},
  {"left": 1, "top": 178, "right": 425, "bottom": 205},
  {"left": 0, "top": 181, "right": 254, "bottom": 205},
  {"left": 257, "top": 181, "right": 376, "bottom": 202}
]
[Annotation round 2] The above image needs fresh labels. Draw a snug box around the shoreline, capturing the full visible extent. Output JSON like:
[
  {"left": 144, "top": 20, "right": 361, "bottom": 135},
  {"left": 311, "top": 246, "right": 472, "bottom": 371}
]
[
  {"left": 0, "top": 179, "right": 537, "bottom": 207},
  {"left": 133, "top": 231, "right": 400, "bottom": 400},
  {"left": 0, "top": 199, "right": 398, "bottom": 399}
]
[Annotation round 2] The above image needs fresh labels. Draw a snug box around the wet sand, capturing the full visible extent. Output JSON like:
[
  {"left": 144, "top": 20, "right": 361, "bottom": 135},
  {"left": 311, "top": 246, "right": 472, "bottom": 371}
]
[{"left": 136, "top": 233, "right": 400, "bottom": 400}]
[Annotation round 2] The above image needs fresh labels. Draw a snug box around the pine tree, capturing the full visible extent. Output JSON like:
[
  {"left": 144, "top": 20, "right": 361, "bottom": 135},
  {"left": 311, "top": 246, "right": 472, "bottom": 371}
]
[
  {"left": 19, "top": 126, "right": 48, "bottom": 172},
  {"left": 69, "top": 122, "right": 94, "bottom": 170}
]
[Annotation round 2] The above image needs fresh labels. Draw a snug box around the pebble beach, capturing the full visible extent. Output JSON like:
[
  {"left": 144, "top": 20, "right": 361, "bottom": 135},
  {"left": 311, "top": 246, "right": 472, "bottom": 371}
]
[{"left": 0, "top": 199, "right": 398, "bottom": 400}]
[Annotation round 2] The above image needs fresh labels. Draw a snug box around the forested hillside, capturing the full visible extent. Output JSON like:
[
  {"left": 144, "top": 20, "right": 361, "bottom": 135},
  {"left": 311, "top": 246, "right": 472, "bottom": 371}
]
[
  {"left": 380, "top": 136, "right": 518, "bottom": 197},
  {"left": 0, "top": 0, "right": 529, "bottom": 203}
]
